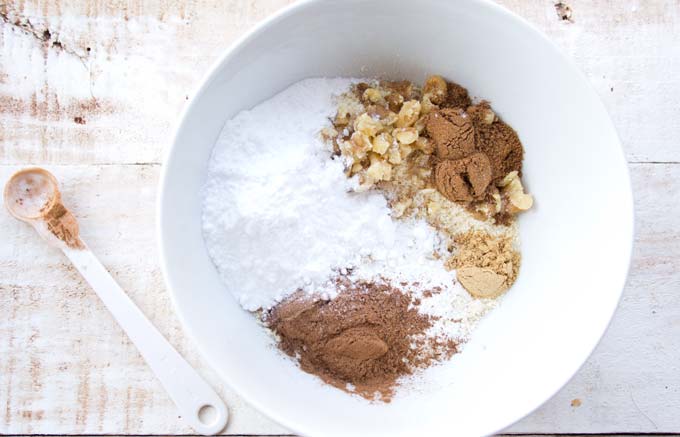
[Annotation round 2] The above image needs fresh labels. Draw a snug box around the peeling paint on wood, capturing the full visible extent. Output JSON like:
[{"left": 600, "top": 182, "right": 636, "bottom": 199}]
[
  {"left": 0, "top": 0, "right": 679, "bottom": 435},
  {"left": 0, "top": 0, "right": 677, "bottom": 164}
]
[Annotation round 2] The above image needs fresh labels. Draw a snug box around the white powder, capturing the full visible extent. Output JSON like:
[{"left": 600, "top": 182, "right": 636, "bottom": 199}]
[
  {"left": 201, "top": 78, "right": 492, "bottom": 342},
  {"left": 203, "top": 78, "right": 389, "bottom": 310}
]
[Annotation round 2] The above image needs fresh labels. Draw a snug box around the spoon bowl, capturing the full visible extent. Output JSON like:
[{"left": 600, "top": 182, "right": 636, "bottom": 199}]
[{"left": 4, "top": 168, "right": 60, "bottom": 221}]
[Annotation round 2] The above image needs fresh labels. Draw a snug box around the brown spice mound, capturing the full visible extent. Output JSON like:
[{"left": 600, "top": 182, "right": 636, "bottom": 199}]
[
  {"left": 443, "top": 81, "right": 472, "bottom": 109},
  {"left": 426, "top": 109, "right": 476, "bottom": 160},
  {"left": 266, "top": 278, "right": 457, "bottom": 402},
  {"left": 446, "top": 230, "right": 520, "bottom": 298},
  {"left": 467, "top": 102, "right": 524, "bottom": 182},
  {"left": 425, "top": 99, "right": 524, "bottom": 205},
  {"left": 433, "top": 153, "right": 492, "bottom": 201}
]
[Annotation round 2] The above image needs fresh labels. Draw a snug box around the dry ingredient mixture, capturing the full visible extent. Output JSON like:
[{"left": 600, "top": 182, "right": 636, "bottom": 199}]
[
  {"left": 322, "top": 77, "right": 532, "bottom": 300},
  {"left": 202, "top": 75, "right": 533, "bottom": 402}
]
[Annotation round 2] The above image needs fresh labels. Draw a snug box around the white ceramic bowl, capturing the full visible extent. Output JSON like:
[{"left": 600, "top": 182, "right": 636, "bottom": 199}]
[{"left": 158, "top": 1, "right": 634, "bottom": 435}]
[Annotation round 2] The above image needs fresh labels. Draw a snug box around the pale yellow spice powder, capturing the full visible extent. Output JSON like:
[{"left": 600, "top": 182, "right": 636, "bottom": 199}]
[{"left": 445, "top": 230, "right": 520, "bottom": 298}]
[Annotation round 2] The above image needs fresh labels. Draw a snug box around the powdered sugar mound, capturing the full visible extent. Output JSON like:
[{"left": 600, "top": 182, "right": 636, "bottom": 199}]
[{"left": 203, "top": 78, "right": 423, "bottom": 310}]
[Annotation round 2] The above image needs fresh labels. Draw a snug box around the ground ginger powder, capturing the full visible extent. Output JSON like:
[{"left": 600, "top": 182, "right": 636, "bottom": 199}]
[{"left": 446, "top": 230, "right": 520, "bottom": 298}]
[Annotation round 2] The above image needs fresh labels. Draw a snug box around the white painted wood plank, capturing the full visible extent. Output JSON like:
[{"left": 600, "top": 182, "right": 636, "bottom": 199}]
[
  {"left": 0, "top": 0, "right": 678, "bottom": 164},
  {"left": 0, "top": 163, "right": 677, "bottom": 435}
]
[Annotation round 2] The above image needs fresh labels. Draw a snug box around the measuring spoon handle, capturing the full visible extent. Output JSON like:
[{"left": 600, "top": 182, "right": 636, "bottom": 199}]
[{"left": 63, "top": 245, "right": 228, "bottom": 435}]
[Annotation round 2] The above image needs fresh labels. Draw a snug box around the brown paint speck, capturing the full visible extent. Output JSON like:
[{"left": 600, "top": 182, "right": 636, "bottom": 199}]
[
  {"left": 30, "top": 92, "right": 38, "bottom": 118},
  {"left": 123, "top": 386, "right": 132, "bottom": 433},
  {"left": 3, "top": 292, "right": 19, "bottom": 427},
  {"left": 3, "top": 358, "right": 14, "bottom": 426},
  {"left": 96, "top": 382, "right": 108, "bottom": 431},
  {"left": 555, "top": 2, "right": 573, "bottom": 22},
  {"left": 30, "top": 353, "right": 43, "bottom": 390},
  {"left": 20, "top": 409, "right": 44, "bottom": 420},
  {"left": 571, "top": 398, "right": 582, "bottom": 407},
  {"left": 0, "top": 93, "right": 115, "bottom": 122},
  {"left": 74, "top": 359, "right": 91, "bottom": 427}
]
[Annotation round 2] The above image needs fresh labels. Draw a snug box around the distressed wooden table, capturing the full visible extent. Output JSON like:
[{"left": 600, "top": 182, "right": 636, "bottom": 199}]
[{"left": 1, "top": 1, "right": 678, "bottom": 435}]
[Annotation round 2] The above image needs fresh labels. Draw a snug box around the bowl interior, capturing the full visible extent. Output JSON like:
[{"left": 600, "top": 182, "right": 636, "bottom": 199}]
[{"left": 159, "top": 1, "right": 633, "bottom": 436}]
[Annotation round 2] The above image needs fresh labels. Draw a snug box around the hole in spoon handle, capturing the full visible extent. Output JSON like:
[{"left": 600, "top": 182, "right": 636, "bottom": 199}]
[
  {"left": 147, "top": 350, "right": 229, "bottom": 435},
  {"left": 183, "top": 399, "right": 228, "bottom": 436},
  {"left": 131, "top": 342, "right": 230, "bottom": 435},
  {"left": 133, "top": 347, "right": 229, "bottom": 435},
  {"left": 135, "top": 349, "right": 229, "bottom": 435}
]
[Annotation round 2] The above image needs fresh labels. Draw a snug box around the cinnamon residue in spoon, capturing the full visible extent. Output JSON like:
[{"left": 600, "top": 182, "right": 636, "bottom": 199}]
[
  {"left": 4, "top": 168, "right": 84, "bottom": 249},
  {"left": 42, "top": 201, "right": 84, "bottom": 249}
]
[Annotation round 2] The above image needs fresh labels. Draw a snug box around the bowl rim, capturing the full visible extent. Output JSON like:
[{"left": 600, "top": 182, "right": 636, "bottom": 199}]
[{"left": 157, "top": 0, "right": 634, "bottom": 435}]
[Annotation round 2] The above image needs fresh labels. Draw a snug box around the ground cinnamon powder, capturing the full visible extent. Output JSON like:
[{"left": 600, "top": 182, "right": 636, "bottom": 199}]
[
  {"left": 467, "top": 102, "right": 524, "bottom": 182},
  {"left": 43, "top": 202, "right": 84, "bottom": 249},
  {"left": 426, "top": 109, "right": 477, "bottom": 160},
  {"left": 433, "top": 152, "right": 492, "bottom": 201},
  {"left": 266, "top": 278, "right": 457, "bottom": 402},
  {"left": 442, "top": 80, "right": 472, "bottom": 109},
  {"left": 426, "top": 87, "right": 524, "bottom": 203}
]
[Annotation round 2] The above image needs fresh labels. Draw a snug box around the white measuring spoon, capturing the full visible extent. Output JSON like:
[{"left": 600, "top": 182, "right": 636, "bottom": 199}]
[{"left": 4, "top": 168, "right": 228, "bottom": 435}]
